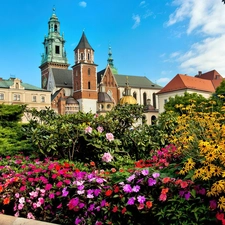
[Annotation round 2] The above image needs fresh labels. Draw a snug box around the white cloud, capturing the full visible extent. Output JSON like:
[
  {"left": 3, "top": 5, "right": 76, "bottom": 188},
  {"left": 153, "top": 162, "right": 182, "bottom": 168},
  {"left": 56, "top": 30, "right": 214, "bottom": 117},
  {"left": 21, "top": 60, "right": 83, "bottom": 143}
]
[
  {"left": 165, "top": 0, "right": 225, "bottom": 76},
  {"left": 79, "top": 1, "right": 87, "bottom": 8},
  {"left": 140, "top": 1, "right": 145, "bottom": 6},
  {"left": 156, "top": 77, "right": 171, "bottom": 84},
  {"left": 178, "top": 35, "right": 225, "bottom": 75},
  {"left": 170, "top": 51, "right": 180, "bottom": 58},
  {"left": 132, "top": 14, "right": 141, "bottom": 29}
]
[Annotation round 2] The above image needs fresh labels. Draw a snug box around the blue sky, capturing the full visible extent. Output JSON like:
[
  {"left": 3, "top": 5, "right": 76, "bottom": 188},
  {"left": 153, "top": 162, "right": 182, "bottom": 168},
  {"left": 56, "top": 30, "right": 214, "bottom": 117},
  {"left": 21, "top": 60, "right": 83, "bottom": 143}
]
[{"left": 0, "top": 0, "right": 225, "bottom": 87}]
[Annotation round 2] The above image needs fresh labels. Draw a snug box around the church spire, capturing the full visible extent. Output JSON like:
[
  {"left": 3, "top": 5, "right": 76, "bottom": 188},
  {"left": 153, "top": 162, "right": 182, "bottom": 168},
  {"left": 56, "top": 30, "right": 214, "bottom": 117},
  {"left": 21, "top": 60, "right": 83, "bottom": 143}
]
[
  {"left": 40, "top": 9, "right": 69, "bottom": 66},
  {"left": 107, "top": 46, "right": 118, "bottom": 74}
]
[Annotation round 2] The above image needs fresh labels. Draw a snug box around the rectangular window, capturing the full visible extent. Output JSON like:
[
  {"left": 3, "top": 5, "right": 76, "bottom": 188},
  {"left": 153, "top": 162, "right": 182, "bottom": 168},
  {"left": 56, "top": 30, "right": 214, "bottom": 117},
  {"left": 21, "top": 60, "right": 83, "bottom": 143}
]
[
  {"left": 13, "top": 94, "right": 20, "bottom": 101},
  {"left": 41, "top": 96, "right": 45, "bottom": 102},
  {"left": 32, "top": 96, "right": 37, "bottom": 102},
  {"left": 164, "top": 99, "right": 168, "bottom": 104},
  {"left": 0, "top": 93, "right": 4, "bottom": 100},
  {"left": 55, "top": 45, "right": 60, "bottom": 54}
]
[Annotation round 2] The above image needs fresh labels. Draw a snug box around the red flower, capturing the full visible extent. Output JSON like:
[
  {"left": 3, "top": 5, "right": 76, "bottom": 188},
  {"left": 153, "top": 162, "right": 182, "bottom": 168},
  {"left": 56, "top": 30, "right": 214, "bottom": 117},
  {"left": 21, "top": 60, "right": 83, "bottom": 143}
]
[
  {"left": 3, "top": 197, "right": 10, "bottom": 205},
  {"left": 121, "top": 207, "right": 127, "bottom": 214},
  {"left": 216, "top": 212, "right": 224, "bottom": 221},
  {"left": 146, "top": 201, "right": 152, "bottom": 209},
  {"left": 161, "top": 188, "right": 169, "bottom": 194},
  {"left": 112, "top": 206, "right": 118, "bottom": 212},
  {"left": 63, "top": 162, "right": 70, "bottom": 168},
  {"left": 113, "top": 186, "right": 119, "bottom": 193},
  {"left": 90, "top": 161, "right": 95, "bottom": 166},
  {"left": 180, "top": 181, "right": 188, "bottom": 188},
  {"left": 162, "top": 177, "right": 170, "bottom": 184},
  {"left": 105, "top": 190, "right": 113, "bottom": 196}
]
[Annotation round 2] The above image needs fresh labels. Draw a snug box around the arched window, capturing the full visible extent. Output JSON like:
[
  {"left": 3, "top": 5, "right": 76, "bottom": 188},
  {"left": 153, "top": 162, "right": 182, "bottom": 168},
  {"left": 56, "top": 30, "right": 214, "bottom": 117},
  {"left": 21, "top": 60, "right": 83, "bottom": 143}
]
[
  {"left": 88, "top": 68, "right": 91, "bottom": 76},
  {"left": 88, "top": 81, "right": 91, "bottom": 89},
  {"left": 76, "top": 82, "right": 78, "bottom": 90},
  {"left": 81, "top": 53, "right": 84, "bottom": 60},
  {"left": 87, "top": 53, "right": 90, "bottom": 60},
  {"left": 133, "top": 92, "right": 137, "bottom": 99},
  {"left": 153, "top": 93, "right": 156, "bottom": 108},
  {"left": 143, "top": 92, "right": 147, "bottom": 106},
  {"left": 54, "top": 24, "right": 58, "bottom": 32},
  {"left": 151, "top": 115, "right": 157, "bottom": 125}
]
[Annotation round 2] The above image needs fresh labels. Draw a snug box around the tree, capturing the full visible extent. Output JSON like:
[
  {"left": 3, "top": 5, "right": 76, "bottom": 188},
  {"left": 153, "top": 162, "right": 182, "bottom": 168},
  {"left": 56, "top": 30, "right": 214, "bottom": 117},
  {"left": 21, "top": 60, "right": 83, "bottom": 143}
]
[
  {"left": 0, "top": 104, "right": 34, "bottom": 155},
  {"left": 164, "top": 92, "right": 209, "bottom": 115}
]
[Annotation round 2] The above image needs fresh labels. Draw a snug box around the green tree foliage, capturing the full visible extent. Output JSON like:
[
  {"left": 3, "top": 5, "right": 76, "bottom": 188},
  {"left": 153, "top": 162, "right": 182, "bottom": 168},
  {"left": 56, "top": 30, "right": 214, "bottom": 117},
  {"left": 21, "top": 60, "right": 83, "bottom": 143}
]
[
  {"left": 25, "top": 104, "right": 170, "bottom": 164},
  {"left": 164, "top": 92, "right": 210, "bottom": 115},
  {"left": 0, "top": 104, "right": 34, "bottom": 155}
]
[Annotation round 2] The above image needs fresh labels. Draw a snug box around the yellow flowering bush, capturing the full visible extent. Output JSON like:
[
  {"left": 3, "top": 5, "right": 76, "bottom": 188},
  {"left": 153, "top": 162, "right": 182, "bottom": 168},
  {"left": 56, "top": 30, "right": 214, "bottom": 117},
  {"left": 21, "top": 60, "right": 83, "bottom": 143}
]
[{"left": 168, "top": 103, "right": 225, "bottom": 212}]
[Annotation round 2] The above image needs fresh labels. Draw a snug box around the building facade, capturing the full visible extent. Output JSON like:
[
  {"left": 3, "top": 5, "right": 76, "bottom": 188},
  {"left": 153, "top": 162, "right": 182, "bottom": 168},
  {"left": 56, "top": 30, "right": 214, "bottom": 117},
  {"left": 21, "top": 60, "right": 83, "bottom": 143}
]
[{"left": 0, "top": 77, "right": 51, "bottom": 122}]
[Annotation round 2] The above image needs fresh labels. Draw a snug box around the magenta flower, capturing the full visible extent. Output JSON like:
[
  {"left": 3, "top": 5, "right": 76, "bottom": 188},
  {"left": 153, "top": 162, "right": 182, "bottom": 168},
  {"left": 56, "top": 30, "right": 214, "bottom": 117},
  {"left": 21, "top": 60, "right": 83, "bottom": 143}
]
[
  {"left": 102, "top": 152, "right": 113, "bottom": 162},
  {"left": 185, "top": 192, "right": 191, "bottom": 200},
  {"left": 127, "top": 197, "right": 136, "bottom": 205},
  {"left": 68, "top": 198, "right": 79, "bottom": 210},
  {"left": 123, "top": 184, "right": 132, "bottom": 193},
  {"left": 49, "top": 193, "right": 55, "bottom": 199},
  {"left": 141, "top": 169, "right": 149, "bottom": 176},
  {"left": 45, "top": 183, "right": 52, "bottom": 191},
  {"left": 210, "top": 200, "right": 217, "bottom": 209},
  {"left": 106, "top": 133, "right": 114, "bottom": 142},
  {"left": 137, "top": 196, "right": 146, "bottom": 204},
  {"left": 148, "top": 178, "right": 156, "bottom": 186}
]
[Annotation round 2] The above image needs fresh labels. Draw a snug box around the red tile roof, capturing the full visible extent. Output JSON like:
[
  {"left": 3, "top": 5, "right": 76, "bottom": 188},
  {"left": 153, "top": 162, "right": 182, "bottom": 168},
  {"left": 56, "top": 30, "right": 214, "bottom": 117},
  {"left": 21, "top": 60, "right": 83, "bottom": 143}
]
[{"left": 157, "top": 74, "right": 216, "bottom": 94}]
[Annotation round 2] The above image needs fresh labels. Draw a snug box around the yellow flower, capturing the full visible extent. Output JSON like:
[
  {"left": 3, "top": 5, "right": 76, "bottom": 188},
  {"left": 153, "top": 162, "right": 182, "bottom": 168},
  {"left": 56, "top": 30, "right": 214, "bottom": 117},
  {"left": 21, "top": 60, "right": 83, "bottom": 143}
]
[{"left": 218, "top": 196, "right": 225, "bottom": 211}]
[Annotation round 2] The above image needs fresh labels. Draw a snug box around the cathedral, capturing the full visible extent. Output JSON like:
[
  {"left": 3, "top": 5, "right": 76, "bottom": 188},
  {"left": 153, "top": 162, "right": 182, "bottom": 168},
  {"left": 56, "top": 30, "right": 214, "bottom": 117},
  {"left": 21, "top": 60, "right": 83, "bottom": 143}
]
[{"left": 39, "top": 9, "right": 161, "bottom": 122}]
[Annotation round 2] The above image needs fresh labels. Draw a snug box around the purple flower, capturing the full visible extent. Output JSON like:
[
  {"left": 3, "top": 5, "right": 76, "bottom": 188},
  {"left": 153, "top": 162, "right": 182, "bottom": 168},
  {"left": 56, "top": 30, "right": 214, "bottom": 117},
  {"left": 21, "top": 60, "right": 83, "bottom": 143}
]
[
  {"left": 179, "top": 190, "right": 185, "bottom": 197},
  {"left": 209, "top": 200, "right": 217, "bottom": 209},
  {"left": 96, "top": 178, "right": 104, "bottom": 184},
  {"left": 198, "top": 188, "right": 206, "bottom": 195},
  {"left": 123, "top": 184, "right": 132, "bottom": 193},
  {"left": 127, "top": 174, "right": 135, "bottom": 182},
  {"left": 132, "top": 185, "right": 140, "bottom": 192},
  {"left": 88, "top": 203, "right": 95, "bottom": 211},
  {"left": 75, "top": 217, "right": 82, "bottom": 225},
  {"left": 127, "top": 197, "right": 135, "bottom": 205},
  {"left": 100, "top": 200, "right": 106, "bottom": 207},
  {"left": 137, "top": 196, "right": 146, "bottom": 204},
  {"left": 62, "top": 187, "right": 69, "bottom": 197},
  {"left": 141, "top": 169, "right": 149, "bottom": 176},
  {"left": 148, "top": 178, "right": 156, "bottom": 186},
  {"left": 185, "top": 192, "right": 191, "bottom": 200},
  {"left": 152, "top": 172, "right": 160, "bottom": 178},
  {"left": 94, "top": 189, "right": 101, "bottom": 197}
]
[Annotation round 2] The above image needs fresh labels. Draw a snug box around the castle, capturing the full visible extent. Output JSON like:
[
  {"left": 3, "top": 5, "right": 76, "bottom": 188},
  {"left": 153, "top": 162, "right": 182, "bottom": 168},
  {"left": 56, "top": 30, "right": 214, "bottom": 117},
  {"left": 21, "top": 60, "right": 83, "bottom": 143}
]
[{"left": 39, "top": 9, "right": 161, "bottom": 122}]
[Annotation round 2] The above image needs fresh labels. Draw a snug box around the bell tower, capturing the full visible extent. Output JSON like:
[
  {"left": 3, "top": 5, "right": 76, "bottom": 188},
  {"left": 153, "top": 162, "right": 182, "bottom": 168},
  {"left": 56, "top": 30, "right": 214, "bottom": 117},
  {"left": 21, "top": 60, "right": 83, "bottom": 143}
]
[
  {"left": 39, "top": 8, "right": 69, "bottom": 89},
  {"left": 72, "top": 32, "right": 98, "bottom": 113}
]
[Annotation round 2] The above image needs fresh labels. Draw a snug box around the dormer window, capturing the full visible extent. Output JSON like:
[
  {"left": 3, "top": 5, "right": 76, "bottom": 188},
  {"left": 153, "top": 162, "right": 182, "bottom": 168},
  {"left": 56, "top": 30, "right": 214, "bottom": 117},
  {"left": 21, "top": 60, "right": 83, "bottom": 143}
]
[{"left": 15, "top": 83, "right": 19, "bottom": 89}]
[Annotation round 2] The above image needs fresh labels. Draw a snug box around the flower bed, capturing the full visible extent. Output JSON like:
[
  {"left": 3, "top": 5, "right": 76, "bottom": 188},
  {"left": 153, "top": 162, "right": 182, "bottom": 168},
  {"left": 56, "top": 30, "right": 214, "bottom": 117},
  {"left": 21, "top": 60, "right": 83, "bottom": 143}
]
[{"left": 0, "top": 144, "right": 222, "bottom": 225}]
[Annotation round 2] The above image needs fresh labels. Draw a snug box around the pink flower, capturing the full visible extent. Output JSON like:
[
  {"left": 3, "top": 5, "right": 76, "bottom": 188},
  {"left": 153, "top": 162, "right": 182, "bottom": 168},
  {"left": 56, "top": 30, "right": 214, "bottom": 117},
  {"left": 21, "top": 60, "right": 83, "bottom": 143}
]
[
  {"left": 57, "top": 203, "right": 62, "bottom": 209},
  {"left": 152, "top": 172, "right": 160, "bottom": 178},
  {"left": 15, "top": 193, "right": 20, "bottom": 198},
  {"left": 159, "top": 194, "right": 167, "bottom": 201},
  {"left": 19, "top": 197, "right": 25, "bottom": 204},
  {"left": 56, "top": 181, "right": 63, "bottom": 188},
  {"left": 106, "top": 133, "right": 114, "bottom": 141},
  {"left": 102, "top": 152, "right": 113, "bottom": 162},
  {"left": 29, "top": 191, "right": 38, "bottom": 198},
  {"left": 85, "top": 126, "right": 92, "bottom": 134},
  {"left": 137, "top": 196, "right": 146, "bottom": 204},
  {"left": 38, "top": 197, "right": 44, "bottom": 205},
  {"left": 14, "top": 211, "right": 19, "bottom": 217},
  {"left": 27, "top": 212, "right": 35, "bottom": 219},
  {"left": 49, "top": 193, "right": 55, "bottom": 199},
  {"left": 97, "top": 126, "right": 104, "bottom": 133},
  {"left": 45, "top": 184, "right": 52, "bottom": 191},
  {"left": 18, "top": 203, "right": 24, "bottom": 210}
]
